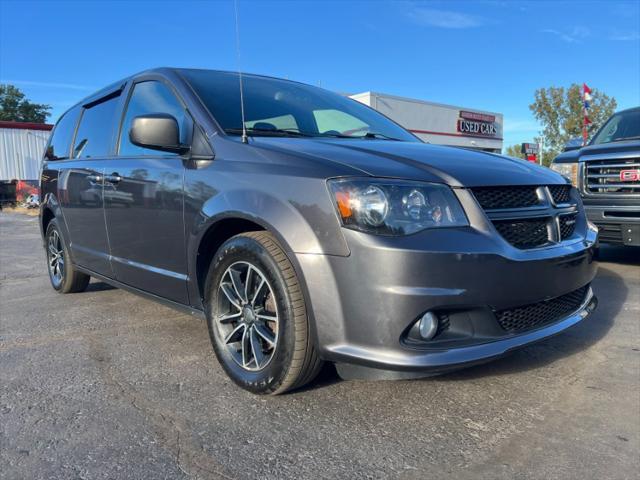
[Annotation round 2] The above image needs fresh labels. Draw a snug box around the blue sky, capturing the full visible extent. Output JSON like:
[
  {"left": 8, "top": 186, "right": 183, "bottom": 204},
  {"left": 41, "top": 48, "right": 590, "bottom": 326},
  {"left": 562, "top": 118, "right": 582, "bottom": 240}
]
[{"left": 1, "top": 0, "right": 638, "bottom": 149}]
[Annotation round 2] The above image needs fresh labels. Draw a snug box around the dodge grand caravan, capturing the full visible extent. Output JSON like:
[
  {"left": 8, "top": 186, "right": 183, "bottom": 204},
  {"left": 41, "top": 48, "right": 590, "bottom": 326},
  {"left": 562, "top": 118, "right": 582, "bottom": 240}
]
[{"left": 40, "top": 68, "right": 598, "bottom": 394}]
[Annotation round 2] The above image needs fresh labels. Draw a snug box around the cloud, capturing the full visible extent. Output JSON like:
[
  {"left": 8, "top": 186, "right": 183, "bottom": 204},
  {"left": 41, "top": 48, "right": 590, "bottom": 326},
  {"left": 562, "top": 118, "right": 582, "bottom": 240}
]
[
  {"left": 609, "top": 30, "right": 640, "bottom": 41},
  {"left": 407, "top": 7, "right": 487, "bottom": 29},
  {"left": 542, "top": 26, "right": 590, "bottom": 43},
  {"left": 0, "top": 79, "right": 94, "bottom": 91}
]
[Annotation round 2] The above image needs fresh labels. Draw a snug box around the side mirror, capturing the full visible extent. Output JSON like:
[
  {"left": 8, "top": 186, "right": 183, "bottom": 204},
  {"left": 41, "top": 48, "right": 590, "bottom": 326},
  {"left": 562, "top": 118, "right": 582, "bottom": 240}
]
[
  {"left": 563, "top": 137, "right": 583, "bottom": 152},
  {"left": 129, "top": 113, "right": 190, "bottom": 154}
]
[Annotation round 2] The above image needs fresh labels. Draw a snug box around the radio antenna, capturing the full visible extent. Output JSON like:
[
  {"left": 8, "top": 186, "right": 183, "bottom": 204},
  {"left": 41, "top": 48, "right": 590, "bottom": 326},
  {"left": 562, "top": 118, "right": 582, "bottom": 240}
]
[{"left": 234, "top": 0, "right": 248, "bottom": 143}]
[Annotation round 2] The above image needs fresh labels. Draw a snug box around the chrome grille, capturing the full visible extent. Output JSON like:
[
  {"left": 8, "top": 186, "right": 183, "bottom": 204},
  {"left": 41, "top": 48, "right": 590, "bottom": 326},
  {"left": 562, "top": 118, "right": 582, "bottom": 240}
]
[{"left": 584, "top": 158, "right": 640, "bottom": 195}]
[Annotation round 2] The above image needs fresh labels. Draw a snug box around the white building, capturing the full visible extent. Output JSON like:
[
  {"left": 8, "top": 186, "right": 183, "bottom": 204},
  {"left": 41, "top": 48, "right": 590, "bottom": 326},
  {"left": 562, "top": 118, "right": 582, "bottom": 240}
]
[
  {"left": 350, "top": 92, "right": 503, "bottom": 153},
  {"left": 0, "top": 121, "right": 52, "bottom": 181}
]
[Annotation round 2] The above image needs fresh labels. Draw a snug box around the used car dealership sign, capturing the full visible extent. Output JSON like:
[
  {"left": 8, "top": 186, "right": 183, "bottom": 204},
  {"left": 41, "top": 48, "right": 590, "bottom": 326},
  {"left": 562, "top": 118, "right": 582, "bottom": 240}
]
[{"left": 457, "top": 111, "right": 498, "bottom": 137}]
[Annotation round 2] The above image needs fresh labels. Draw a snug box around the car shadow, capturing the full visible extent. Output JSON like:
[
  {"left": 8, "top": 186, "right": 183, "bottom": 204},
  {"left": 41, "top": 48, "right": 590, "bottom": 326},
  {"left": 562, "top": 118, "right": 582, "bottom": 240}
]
[
  {"left": 597, "top": 244, "right": 640, "bottom": 266},
  {"left": 289, "top": 363, "right": 341, "bottom": 393},
  {"left": 85, "top": 281, "right": 116, "bottom": 292},
  {"left": 434, "top": 264, "right": 626, "bottom": 381}
]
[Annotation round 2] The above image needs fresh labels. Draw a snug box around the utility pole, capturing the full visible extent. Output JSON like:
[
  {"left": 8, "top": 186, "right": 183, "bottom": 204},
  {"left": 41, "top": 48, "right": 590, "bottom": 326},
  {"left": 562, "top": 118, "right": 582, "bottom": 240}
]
[{"left": 539, "top": 137, "right": 544, "bottom": 166}]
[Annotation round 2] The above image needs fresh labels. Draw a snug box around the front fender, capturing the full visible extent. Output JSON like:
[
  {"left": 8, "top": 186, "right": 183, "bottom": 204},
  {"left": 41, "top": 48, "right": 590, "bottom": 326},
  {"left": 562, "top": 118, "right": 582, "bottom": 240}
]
[
  {"left": 184, "top": 185, "right": 350, "bottom": 311},
  {"left": 188, "top": 186, "right": 350, "bottom": 257}
]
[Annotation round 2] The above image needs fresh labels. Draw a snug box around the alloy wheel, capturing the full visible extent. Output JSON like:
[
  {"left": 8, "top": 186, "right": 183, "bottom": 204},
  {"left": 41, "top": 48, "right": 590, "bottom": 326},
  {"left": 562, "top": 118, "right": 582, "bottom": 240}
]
[
  {"left": 215, "top": 261, "right": 279, "bottom": 371},
  {"left": 47, "top": 229, "right": 65, "bottom": 287}
]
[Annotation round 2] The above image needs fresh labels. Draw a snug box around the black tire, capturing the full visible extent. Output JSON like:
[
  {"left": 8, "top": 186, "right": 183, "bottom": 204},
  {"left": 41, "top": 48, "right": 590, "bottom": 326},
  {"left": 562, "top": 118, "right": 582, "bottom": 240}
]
[
  {"left": 205, "top": 231, "right": 322, "bottom": 395},
  {"left": 45, "top": 218, "right": 90, "bottom": 293}
]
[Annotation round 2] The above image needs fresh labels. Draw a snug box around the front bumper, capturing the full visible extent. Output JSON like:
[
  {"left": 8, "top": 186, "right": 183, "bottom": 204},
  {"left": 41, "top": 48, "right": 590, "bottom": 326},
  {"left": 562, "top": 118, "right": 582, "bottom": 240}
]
[
  {"left": 585, "top": 205, "right": 640, "bottom": 246},
  {"left": 296, "top": 222, "right": 598, "bottom": 375}
]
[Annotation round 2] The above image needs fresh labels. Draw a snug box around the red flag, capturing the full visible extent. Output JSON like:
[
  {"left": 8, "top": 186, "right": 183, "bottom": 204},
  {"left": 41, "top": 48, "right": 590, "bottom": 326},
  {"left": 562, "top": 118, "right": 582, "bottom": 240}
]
[
  {"left": 583, "top": 83, "right": 592, "bottom": 94},
  {"left": 584, "top": 115, "right": 592, "bottom": 125}
]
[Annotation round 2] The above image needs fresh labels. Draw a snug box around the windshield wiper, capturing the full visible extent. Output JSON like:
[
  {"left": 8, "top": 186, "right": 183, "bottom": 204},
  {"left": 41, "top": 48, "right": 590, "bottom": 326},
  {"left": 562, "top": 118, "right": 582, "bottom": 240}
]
[
  {"left": 315, "top": 131, "right": 404, "bottom": 141},
  {"left": 225, "top": 127, "right": 314, "bottom": 138},
  {"left": 361, "top": 132, "right": 403, "bottom": 141},
  {"left": 607, "top": 135, "right": 640, "bottom": 143},
  {"left": 226, "top": 127, "right": 404, "bottom": 141},
  {"left": 317, "top": 132, "right": 354, "bottom": 139}
]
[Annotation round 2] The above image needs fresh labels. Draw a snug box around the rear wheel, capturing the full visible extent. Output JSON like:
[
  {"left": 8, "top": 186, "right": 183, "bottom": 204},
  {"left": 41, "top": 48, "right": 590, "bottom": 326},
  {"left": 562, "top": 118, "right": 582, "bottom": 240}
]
[
  {"left": 45, "top": 219, "right": 90, "bottom": 293},
  {"left": 205, "top": 232, "right": 322, "bottom": 394}
]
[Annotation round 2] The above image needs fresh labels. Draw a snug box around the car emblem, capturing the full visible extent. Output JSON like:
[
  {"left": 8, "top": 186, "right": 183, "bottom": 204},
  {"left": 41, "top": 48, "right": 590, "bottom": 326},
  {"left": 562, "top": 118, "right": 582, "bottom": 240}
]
[{"left": 619, "top": 169, "right": 640, "bottom": 182}]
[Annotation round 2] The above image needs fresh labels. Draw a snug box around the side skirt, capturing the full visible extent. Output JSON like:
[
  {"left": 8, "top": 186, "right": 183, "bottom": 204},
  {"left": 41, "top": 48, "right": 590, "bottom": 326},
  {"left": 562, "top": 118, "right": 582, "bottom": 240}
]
[{"left": 75, "top": 265, "right": 206, "bottom": 320}]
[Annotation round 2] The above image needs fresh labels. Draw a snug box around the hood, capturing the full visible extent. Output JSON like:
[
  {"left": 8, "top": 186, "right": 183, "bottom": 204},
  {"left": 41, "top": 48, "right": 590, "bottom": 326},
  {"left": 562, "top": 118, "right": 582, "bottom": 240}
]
[
  {"left": 252, "top": 137, "right": 565, "bottom": 187},
  {"left": 555, "top": 139, "right": 640, "bottom": 163}
]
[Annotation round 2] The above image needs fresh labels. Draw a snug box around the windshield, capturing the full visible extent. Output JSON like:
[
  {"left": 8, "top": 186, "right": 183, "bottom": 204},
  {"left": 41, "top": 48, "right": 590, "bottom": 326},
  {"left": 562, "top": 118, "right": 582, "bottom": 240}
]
[
  {"left": 591, "top": 109, "right": 640, "bottom": 145},
  {"left": 180, "top": 69, "right": 418, "bottom": 142}
]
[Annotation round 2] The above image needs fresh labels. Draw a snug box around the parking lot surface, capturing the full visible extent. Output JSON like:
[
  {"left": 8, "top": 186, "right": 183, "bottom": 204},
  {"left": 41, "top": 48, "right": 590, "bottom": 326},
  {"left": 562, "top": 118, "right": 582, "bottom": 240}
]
[{"left": 1, "top": 211, "right": 638, "bottom": 480}]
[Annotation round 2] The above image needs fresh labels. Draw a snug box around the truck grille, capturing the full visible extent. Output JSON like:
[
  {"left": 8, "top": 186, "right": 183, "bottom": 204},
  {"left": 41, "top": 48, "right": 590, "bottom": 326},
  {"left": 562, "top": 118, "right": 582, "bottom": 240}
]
[
  {"left": 493, "top": 217, "right": 550, "bottom": 249},
  {"left": 495, "top": 285, "right": 590, "bottom": 333},
  {"left": 471, "top": 186, "right": 539, "bottom": 210},
  {"left": 596, "top": 223, "right": 624, "bottom": 244},
  {"left": 584, "top": 158, "right": 640, "bottom": 195}
]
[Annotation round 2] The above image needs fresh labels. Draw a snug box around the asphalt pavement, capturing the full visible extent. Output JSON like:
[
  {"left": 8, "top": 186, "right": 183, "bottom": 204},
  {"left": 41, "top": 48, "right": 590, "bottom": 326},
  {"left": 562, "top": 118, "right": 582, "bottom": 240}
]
[{"left": 1, "top": 211, "right": 638, "bottom": 479}]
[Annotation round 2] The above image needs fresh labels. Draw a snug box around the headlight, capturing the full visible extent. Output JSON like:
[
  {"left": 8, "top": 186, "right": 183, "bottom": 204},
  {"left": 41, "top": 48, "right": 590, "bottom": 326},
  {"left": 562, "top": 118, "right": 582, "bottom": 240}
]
[
  {"left": 328, "top": 178, "right": 468, "bottom": 235},
  {"left": 550, "top": 162, "right": 578, "bottom": 187}
]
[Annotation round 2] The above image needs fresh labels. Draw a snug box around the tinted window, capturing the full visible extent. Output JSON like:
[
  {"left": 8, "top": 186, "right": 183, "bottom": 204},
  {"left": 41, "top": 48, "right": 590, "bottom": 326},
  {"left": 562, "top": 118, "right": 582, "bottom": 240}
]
[
  {"left": 45, "top": 106, "right": 80, "bottom": 160},
  {"left": 592, "top": 109, "right": 640, "bottom": 145},
  {"left": 245, "top": 114, "right": 299, "bottom": 131},
  {"left": 119, "top": 81, "right": 190, "bottom": 156},
  {"left": 314, "top": 109, "right": 368, "bottom": 135},
  {"left": 181, "top": 70, "right": 417, "bottom": 141},
  {"left": 72, "top": 94, "right": 120, "bottom": 158}
]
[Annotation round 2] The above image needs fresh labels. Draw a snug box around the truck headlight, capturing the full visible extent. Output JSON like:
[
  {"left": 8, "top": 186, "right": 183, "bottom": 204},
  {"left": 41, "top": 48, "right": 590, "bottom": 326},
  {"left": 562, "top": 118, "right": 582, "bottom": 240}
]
[
  {"left": 550, "top": 162, "right": 578, "bottom": 187},
  {"left": 328, "top": 178, "right": 468, "bottom": 235}
]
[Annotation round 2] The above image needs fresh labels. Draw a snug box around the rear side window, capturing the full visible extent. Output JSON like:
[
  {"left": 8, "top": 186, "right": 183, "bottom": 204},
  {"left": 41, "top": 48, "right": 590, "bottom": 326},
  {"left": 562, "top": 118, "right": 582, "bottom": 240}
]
[
  {"left": 45, "top": 106, "right": 80, "bottom": 160},
  {"left": 72, "top": 94, "right": 120, "bottom": 158},
  {"left": 119, "top": 81, "right": 190, "bottom": 156}
]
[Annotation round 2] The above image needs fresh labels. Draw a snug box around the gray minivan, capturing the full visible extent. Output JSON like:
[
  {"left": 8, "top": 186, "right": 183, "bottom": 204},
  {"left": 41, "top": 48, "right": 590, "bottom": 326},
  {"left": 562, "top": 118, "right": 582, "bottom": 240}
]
[{"left": 40, "top": 68, "right": 598, "bottom": 394}]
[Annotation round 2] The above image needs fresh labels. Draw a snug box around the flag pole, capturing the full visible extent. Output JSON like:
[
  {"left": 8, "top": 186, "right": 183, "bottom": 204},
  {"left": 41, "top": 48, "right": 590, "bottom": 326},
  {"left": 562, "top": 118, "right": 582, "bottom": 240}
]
[
  {"left": 582, "top": 84, "right": 586, "bottom": 146},
  {"left": 582, "top": 83, "right": 592, "bottom": 146}
]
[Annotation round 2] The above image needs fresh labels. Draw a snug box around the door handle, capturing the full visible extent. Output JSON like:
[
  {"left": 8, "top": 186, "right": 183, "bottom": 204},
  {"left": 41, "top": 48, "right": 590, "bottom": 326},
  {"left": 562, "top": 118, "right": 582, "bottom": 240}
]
[
  {"left": 105, "top": 173, "right": 122, "bottom": 184},
  {"left": 87, "top": 174, "right": 103, "bottom": 183}
]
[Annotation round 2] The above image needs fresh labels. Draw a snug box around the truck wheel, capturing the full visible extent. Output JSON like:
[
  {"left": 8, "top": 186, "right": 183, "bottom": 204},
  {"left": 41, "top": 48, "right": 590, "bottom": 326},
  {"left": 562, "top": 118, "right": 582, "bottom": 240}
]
[
  {"left": 205, "top": 231, "right": 322, "bottom": 394},
  {"left": 45, "top": 219, "right": 90, "bottom": 293}
]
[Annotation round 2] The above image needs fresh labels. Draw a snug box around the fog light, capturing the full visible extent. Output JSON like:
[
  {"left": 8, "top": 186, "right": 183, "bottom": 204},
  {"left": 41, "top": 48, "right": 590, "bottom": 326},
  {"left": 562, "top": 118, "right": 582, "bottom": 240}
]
[{"left": 418, "top": 312, "right": 439, "bottom": 340}]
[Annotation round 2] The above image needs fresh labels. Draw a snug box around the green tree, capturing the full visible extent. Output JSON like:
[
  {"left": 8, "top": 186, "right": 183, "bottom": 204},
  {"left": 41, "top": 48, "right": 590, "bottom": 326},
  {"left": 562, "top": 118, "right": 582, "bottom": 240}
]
[
  {"left": 504, "top": 144, "right": 524, "bottom": 159},
  {"left": 529, "top": 84, "right": 616, "bottom": 160},
  {"left": 0, "top": 84, "right": 51, "bottom": 123},
  {"left": 534, "top": 136, "right": 557, "bottom": 167}
]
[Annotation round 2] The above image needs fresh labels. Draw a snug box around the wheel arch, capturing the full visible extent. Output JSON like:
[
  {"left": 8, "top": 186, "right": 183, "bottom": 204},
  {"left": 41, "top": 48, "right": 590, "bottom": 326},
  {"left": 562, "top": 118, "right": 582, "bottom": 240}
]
[
  {"left": 194, "top": 216, "right": 267, "bottom": 305},
  {"left": 41, "top": 207, "right": 55, "bottom": 235},
  {"left": 39, "top": 193, "right": 66, "bottom": 242},
  {"left": 190, "top": 212, "right": 321, "bottom": 353}
]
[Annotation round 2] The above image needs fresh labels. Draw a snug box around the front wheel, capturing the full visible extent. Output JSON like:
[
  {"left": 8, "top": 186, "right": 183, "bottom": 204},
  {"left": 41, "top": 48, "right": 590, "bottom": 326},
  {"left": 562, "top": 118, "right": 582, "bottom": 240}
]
[
  {"left": 205, "top": 232, "right": 322, "bottom": 394},
  {"left": 45, "top": 219, "right": 90, "bottom": 293}
]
